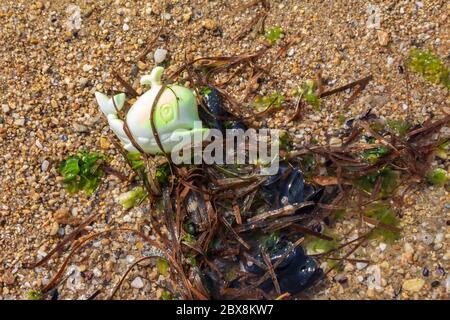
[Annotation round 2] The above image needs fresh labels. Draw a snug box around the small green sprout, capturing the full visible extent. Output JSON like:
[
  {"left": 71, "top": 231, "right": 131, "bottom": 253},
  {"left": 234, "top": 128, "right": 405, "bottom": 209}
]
[
  {"left": 408, "top": 48, "right": 450, "bottom": 89},
  {"left": 387, "top": 119, "right": 411, "bottom": 136},
  {"left": 362, "top": 146, "right": 390, "bottom": 164},
  {"left": 27, "top": 290, "right": 43, "bottom": 300},
  {"left": 305, "top": 234, "right": 338, "bottom": 255},
  {"left": 117, "top": 186, "right": 147, "bottom": 209},
  {"left": 293, "top": 80, "right": 320, "bottom": 109},
  {"left": 59, "top": 150, "right": 106, "bottom": 195},
  {"left": 264, "top": 26, "right": 283, "bottom": 45},
  {"left": 427, "top": 168, "right": 448, "bottom": 187},
  {"left": 363, "top": 203, "right": 401, "bottom": 243},
  {"left": 253, "top": 92, "right": 285, "bottom": 112}
]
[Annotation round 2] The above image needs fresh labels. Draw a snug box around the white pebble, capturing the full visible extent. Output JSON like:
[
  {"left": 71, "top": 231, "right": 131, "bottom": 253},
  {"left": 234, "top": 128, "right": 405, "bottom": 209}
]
[
  {"left": 379, "top": 243, "right": 387, "bottom": 251},
  {"left": 126, "top": 255, "right": 135, "bottom": 263},
  {"left": 131, "top": 276, "right": 144, "bottom": 289},
  {"left": 356, "top": 262, "right": 368, "bottom": 270},
  {"left": 434, "top": 233, "right": 444, "bottom": 244},
  {"left": 35, "top": 140, "right": 44, "bottom": 150},
  {"left": 123, "top": 215, "right": 132, "bottom": 223},
  {"left": 154, "top": 48, "right": 167, "bottom": 64},
  {"left": 82, "top": 64, "right": 93, "bottom": 72},
  {"left": 41, "top": 160, "right": 50, "bottom": 172},
  {"left": 387, "top": 56, "right": 394, "bottom": 66},
  {"left": 123, "top": 23, "right": 130, "bottom": 31},
  {"left": 93, "top": 267, "right": 102, "bottom": 277}
]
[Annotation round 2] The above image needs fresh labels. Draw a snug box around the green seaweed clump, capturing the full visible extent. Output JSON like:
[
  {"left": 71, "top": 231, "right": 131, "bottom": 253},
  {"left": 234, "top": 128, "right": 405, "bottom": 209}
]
[
  {"left": 427, "top": 168, "right": 448, "bottom": 187},
  {"left": 117, "top": 186, "right": 147, "bottom": 209},
  {"left": 127, "top": 152, "right": 144, "bottom": 170},
  {"left": 155, "top": 163, "right": 171, "bottom": 184},
  {"left": 305, "top": 234, "right": 338, "bottom": 255},
  {"left": 356, "top": 167, "right": 398, "bottom": 196},
  {"left": 408, "top": 48, "right": 450, "bottom": 89},
  {"left": 364, "top": 203, "right": 401, "bottom": 243},
  {"left": 59, "top": 150, "right": 106, "bottom": 195},
  {"left": 200, "top": 86, "right": 213, "bottom": 97},
  {"left": 258, "top": 231, "right": 281, "bottom": 253},
  {"left": 362, "top": 146, "right": 390, "bottom": 164},
  {"left": 253, "top": 92, "right": 285, "bottom": 112},
  {"left": 264, "top": 26, "right": 283, "bottom": 45},
  {"left": 161, "top": 291, "right": 172, "bottom": 300},
  {"left": 436, "top": 140, "right": 449, "bottom": 160}
]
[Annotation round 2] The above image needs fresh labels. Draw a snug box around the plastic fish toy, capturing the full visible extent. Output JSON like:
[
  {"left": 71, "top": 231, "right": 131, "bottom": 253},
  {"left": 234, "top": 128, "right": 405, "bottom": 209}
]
[{"left": 95, "top": 66, "right": 207, "bottom": 154}]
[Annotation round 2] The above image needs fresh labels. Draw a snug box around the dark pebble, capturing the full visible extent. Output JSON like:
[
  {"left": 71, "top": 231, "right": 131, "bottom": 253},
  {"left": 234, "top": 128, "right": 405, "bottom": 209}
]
[
  {"left": 422, "top": 267, "right": 430, "bottom": 277},
  {"left": 431, "top": 280, "right": 440, "bottom": 288},
  {"left": 436, "top": 266, "right": 446, "bottom": 277}
]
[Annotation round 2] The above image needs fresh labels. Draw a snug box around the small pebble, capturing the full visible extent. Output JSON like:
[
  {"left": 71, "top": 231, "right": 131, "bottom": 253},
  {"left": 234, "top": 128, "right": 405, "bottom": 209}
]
[
  {"left": 430, "top": 280, "right": 440, "bottom": 288},
  {"left": 387, "top": 56, "right": 394, "bottom": 66},
  {"left": 377, "top": 30, "right": 389, "bottom": 46},
  {"left": 436, "top": 266, "right": 446, "bottom": 277},
  {"left": 131, "top": 276, "right": 144, "bottom": 289},
  {"left": 154, "top": 48, "right": 167, "bottom": 64},
  {"left": 162, "top": 13, "right": 171, "bottom": 21},
  {"left": 41, "top": 160, "right": 49, "bottom": 172},
  {"left": 123, "top": 23, "right": 130, "bottom": 31},
  {"left": 82, "top": 64, "right": 93, "bottom": 72},
  {"left": 402, "top": 278, "right": 425, "bottom": 292},
  {"left": 14, "top": 118, "right": 25, "bottom": 126},
  {"left": 356, "top": 262, "right": 368, "bottom": 270}
]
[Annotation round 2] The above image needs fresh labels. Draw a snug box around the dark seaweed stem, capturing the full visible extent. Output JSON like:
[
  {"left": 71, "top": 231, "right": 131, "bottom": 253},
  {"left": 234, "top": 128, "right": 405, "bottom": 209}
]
[
  {"left": 111, "top": 70, "right": 139, "bottom": 98},
  {"left": 319, "top": 75, "right": 373, "bottom": 99}
]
